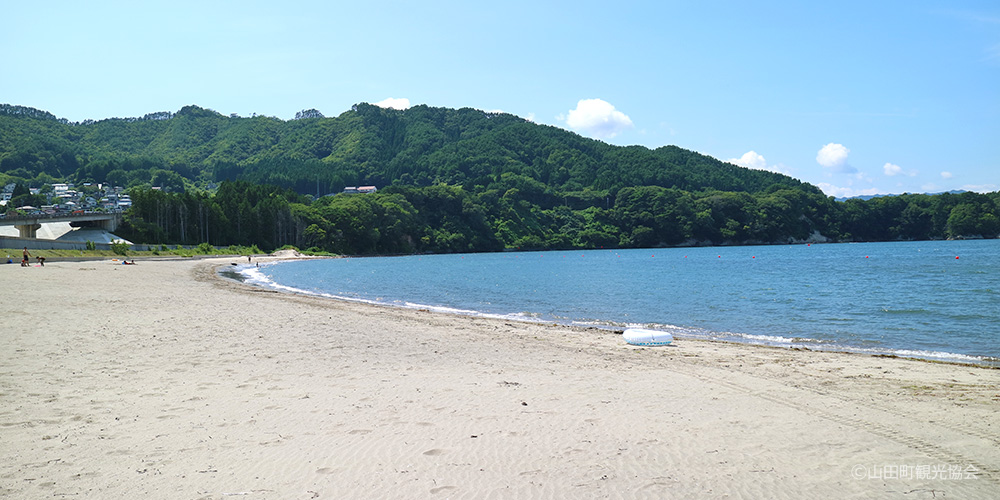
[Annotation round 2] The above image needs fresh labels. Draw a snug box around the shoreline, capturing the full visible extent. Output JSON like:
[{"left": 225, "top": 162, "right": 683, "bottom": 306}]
[
  {"left": 233, "top": 258, "right": 1000, "bottom": 369},
  {"left": 3, "top": 257, "right": 998, "bottom": 498}
]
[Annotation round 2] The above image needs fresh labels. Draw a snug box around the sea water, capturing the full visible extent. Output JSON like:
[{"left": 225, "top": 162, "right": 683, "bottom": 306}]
[{"left": 239, "top": 240, "right": 1000, "bottom": 366}]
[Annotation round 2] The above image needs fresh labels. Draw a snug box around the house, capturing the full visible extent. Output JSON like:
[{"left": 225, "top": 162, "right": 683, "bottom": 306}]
[{"left": 342, "top": 186, "right": 378, "bottom": 194}]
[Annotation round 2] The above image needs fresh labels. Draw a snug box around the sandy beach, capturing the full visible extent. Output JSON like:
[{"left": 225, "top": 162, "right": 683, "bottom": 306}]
[{"left": 2, "top": 257, "right": 998, "bottom": 499}]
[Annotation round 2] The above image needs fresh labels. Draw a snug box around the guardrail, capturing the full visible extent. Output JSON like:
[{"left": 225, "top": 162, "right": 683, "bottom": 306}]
[{"left": 0, "top": 209, "right": 124, "bottom": 222}]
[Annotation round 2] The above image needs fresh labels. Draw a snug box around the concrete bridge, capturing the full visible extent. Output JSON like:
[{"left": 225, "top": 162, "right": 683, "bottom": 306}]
[{"left": 0, "top": 211, "right": 124, "bottom": 238}]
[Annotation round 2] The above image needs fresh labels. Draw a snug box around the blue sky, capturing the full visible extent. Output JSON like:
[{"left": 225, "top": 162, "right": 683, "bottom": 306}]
[{"left": 3, "top": 1, "right": 998, "bottom": 196}]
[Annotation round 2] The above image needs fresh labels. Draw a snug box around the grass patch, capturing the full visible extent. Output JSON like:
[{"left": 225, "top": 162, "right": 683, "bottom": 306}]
[
  {"left": 2, "top": 243, "right": 334, "bottom": 261},
  {"left": 2, "top": 245, "right": 253, "bottom": 260}
]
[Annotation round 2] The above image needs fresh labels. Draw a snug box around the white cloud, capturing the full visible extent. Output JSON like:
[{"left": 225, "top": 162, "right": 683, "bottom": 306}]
[
  {"left": 563, "top": 98, "right": 634, "bottom": 139},
  {"left": 962, "top": 183, "right": 1000, "bottom": 193},
  {"left": 815, "top": 182, "right": 882, "bottom": 198},
  {"left": 373, "top": 97, "right": 410, "bottom": 110},
  {"left": 816, "top": 143, "right": 855, "bottom": 173},
  {"left": 883, "top": 162, "right": 916, "bottom": 177},
  {"left": 725, "top": 150, "right": 791, "bottom": 174},
  {"left": 940, "top": 171, "right": 954, "bottom": 179},
  {"left": 728, "top": 151, "right": 767, "bottom": 170}
]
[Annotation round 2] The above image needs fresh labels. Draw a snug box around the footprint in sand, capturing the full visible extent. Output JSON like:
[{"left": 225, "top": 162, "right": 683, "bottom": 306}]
[
  {"left": 430, "top": 486, "right": 457, "bottom": 494},
  {"left": 422, "top": 449, "right": 446, "bottom": 456}
]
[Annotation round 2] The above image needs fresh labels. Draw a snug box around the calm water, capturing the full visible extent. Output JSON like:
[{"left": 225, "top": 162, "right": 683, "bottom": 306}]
[{"left": 239, "top": 240, "right": 1000, "bottom": 366}]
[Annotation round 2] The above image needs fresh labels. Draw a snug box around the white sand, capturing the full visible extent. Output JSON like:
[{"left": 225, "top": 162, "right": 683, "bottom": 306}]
[{"left": 2, "top": 257, "right": 998, "bottom": 499}]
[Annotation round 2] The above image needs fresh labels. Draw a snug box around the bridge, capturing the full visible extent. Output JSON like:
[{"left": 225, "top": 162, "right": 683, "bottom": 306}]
[{"left": 0, "top": 211, "right": 124, "bottom": 238}]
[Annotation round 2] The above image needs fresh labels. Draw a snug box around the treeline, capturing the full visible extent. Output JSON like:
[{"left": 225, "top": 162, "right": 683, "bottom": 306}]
[
  {"left": 119, "top": 181, "right": 501, "bottom": 254},
  {"left": 117, "top": 181, "right": 1000, "bottom": 255}
]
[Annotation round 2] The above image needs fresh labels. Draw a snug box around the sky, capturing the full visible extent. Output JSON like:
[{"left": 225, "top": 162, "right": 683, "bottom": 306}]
[{"left": 3, "top": 0, "right": 998, "bottom": 197}]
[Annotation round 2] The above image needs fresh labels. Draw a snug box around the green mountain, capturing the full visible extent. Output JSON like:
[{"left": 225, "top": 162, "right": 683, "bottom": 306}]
[
  {"left": 1, "top": 102, "right": 810, "bottom": 196},
  {"left": 2, "top": 103, "right": 998, "bottom": 254}
]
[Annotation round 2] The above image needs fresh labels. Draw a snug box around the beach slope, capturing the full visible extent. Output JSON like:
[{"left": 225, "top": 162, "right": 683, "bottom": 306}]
[{"left": 2, "top": 258, "right": 998, "bottom": 499}]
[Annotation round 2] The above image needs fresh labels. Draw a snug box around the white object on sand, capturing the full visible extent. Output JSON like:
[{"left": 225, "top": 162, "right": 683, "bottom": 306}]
[{"left": 623, "top": 328, "right": 673, "bottom": 346}]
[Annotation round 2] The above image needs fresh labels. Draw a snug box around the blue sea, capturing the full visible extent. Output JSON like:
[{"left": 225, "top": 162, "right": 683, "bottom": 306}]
[{"left": 237, "top": 240, "right": 1000, "bottom": 366}]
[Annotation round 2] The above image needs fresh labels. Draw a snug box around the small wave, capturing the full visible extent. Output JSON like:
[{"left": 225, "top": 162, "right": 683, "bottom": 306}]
[
  {"left": 402, "top": 302, "right": 480, "bottom": 315},
  {"left": 891, "top": 349, "right": 987, "bottom": 362},
  {"left": 237, "top": 265, "right": 389, "bottom": 306},
  {"left": 736, "top": 332, "right": 829, "bottom": 344},
  {"left": 238, "top": 266, "right": 279, "bottom": 287},
  {"left": 879, "top": 308, "right": 932, "bottom": 315},
  {"left": 571, "top": 319, "right": 632, "bottom": 328},
  {"left": 849, "top": 347, "right": 996, "bottom": 366}
]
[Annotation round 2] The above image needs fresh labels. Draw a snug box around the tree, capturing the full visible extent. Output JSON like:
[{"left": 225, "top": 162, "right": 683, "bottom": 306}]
[
  {"left": 947, "top": 203, "right": 1000, "bottom": 238},
  {"left": 294, "top": 109, "right": 325, "bottom": 120}
]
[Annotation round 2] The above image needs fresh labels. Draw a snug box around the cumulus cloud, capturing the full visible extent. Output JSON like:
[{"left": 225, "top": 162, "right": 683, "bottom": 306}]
[
  {"left": 725, "top": 150, "right": 790, "bottom": 174},
  {"left": 373, "top": 97, "right": 410, "bottom": 110},
  {"left": 563, "top": 98, "right": 634, "bottom": 139},
  {"left": 816, "top": 143, "right": 855, "bottom": 173},
  {"left": 940, "top": 171, "right": 954, "bottom": 179},
  {"left": 728, "top": 151, "right": 767, "bottom": 170},
  {"left": 883, "top": 162, "right": 916, "bottom": 177}
]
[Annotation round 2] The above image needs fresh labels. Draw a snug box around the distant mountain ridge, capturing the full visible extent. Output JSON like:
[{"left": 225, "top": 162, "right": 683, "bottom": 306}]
[
  {"left": 0, "top": 102, "right": 810, "bottom": 197},
  {"left": 835, "top": 190, "right": 968, "bottom": 202}
]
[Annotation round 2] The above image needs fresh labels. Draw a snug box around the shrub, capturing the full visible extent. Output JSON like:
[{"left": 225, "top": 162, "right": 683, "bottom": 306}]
[
  {"left": 110, "top": 241, "right": 131, "bottom": 256},
  {"left": 85, "top": 240, "right": 96, "bottom": 251}
]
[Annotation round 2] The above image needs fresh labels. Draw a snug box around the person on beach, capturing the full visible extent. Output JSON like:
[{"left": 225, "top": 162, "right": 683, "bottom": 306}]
[
  {"left": 36, "top": 256, "right": 45, "bottom": 266},
  {"left": 21, "top": 247, "right": 30, "bottom": 267}
]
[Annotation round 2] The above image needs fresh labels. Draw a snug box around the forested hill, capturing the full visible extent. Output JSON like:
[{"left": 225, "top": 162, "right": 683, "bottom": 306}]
[
  {"left": 2, "top": 103, "right": 998, "bottom": 254},
  {"left": 0, "top": 102, "right": 809, "bottom": 197}
]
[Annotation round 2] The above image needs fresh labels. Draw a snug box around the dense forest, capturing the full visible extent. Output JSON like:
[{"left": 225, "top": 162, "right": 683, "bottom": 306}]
[{"left": 2, "top": 103, "right": 998, "bottom": 254}]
